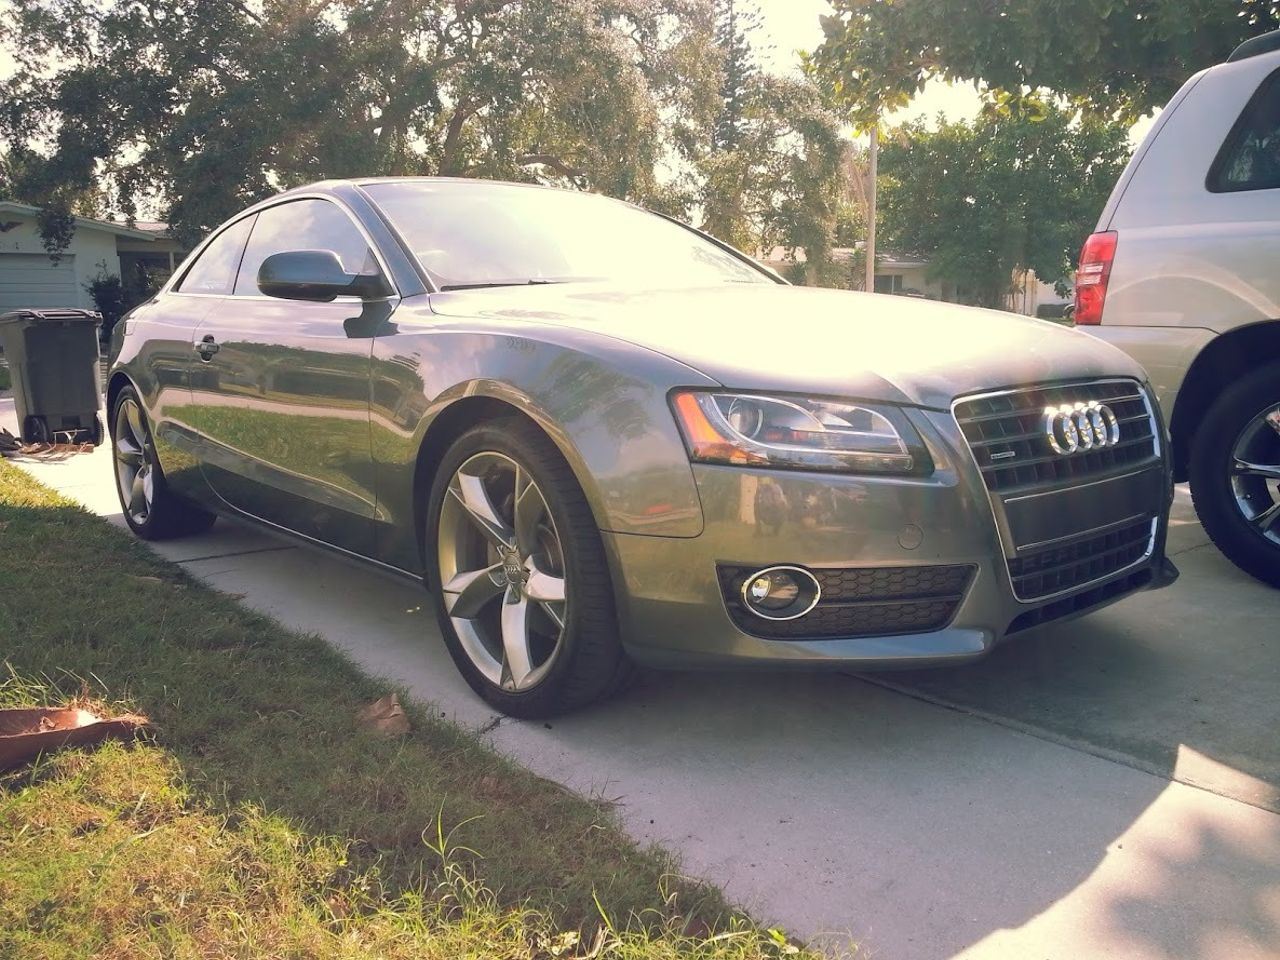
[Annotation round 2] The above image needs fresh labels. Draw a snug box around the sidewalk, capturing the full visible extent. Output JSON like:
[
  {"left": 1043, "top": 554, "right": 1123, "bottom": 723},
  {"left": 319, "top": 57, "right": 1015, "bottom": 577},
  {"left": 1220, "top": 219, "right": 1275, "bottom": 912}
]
[{"left": 2, "top": 394, "right": 1277, "bottom": 960}]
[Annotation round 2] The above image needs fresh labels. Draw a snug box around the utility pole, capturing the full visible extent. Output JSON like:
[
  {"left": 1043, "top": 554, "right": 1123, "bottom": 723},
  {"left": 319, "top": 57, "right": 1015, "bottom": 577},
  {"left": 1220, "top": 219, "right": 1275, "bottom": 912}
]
[{"left": 865, "top": 123, "right": 878, "bottom": 293}]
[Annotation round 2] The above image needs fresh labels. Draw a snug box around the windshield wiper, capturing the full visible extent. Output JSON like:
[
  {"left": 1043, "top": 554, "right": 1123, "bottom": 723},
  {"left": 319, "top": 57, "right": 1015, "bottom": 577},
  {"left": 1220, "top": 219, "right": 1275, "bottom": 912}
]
[{"left": 438, "top": 279, "right": 563, "bottom": 291}]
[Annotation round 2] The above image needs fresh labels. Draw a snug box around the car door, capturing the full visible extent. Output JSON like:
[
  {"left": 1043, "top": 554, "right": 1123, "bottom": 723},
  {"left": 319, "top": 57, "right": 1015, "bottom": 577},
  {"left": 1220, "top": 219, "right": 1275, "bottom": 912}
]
[
  {"left": 143, "top": 213, "right": 257, "bottom": 505},
  {"left": 187, "top": 197, "right": 394, "bottom": 556}
]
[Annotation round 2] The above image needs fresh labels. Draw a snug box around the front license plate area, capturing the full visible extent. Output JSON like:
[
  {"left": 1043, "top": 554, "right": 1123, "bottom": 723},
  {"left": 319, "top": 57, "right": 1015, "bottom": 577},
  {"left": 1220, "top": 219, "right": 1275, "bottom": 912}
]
[{"left": 1000, "top": 467, "right": 1164, "bottom": 554}]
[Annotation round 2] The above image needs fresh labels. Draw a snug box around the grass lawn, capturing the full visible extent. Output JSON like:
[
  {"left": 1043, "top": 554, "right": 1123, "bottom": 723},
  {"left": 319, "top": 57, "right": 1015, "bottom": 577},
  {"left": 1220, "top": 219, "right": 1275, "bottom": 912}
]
[{"left": 0, "top": 462, "right": 819, "bottom": 959}]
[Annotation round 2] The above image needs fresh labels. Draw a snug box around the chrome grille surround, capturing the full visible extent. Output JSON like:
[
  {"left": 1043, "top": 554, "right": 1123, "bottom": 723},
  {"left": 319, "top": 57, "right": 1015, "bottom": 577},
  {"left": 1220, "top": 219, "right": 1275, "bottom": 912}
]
[
  {"left": 953, "top": 379, "right": 1161, "bottom": 492},
  {"left": 952, "top": 379, "right": 1164, "bottom": 603}
]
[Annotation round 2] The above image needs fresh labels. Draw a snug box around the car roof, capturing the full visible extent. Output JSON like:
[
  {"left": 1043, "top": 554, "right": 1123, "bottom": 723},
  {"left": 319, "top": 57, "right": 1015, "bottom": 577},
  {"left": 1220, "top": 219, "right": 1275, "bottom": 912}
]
[
  {"left": 275, "top": 176, "right": 573, "bottom": 198},
  {"left": 1228, "top": 29, "right": 1280, "bottom": 63}
]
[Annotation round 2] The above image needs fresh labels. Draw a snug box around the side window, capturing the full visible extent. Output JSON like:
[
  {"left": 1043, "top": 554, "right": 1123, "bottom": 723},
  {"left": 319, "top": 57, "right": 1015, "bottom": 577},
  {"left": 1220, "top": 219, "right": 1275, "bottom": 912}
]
[
  {"left": 233, "top": 199, "right": 376, "bottom": 296},
  {"left": 1209, "top": 69, "right": 1280, "bottom": 193},
  {"left": 175, "top": 215, "right": 255, "bottom": 294}
]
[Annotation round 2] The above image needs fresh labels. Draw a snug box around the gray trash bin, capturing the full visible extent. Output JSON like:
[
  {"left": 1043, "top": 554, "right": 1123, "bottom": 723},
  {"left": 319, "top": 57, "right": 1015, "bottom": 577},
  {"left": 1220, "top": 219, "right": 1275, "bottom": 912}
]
[{"left": 0, "top": 308, "right": 103, "bottom": 444}]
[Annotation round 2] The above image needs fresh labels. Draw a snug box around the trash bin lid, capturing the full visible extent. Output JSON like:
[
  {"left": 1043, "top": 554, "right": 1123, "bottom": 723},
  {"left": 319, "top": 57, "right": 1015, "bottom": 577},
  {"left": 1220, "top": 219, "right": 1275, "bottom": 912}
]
[{"left": 0, "top": 308, "right": 102, "bottom": 326}]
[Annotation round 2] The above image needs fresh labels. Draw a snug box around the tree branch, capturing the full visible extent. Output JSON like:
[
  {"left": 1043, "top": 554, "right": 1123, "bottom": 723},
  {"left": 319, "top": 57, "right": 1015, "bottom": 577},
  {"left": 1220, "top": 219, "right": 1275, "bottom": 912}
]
[
  {"left": 216, "top": 0, "right": 263, "bottom": 25},
  {"left": 518, "top": 153, "right": 587, "bottom": 179}
]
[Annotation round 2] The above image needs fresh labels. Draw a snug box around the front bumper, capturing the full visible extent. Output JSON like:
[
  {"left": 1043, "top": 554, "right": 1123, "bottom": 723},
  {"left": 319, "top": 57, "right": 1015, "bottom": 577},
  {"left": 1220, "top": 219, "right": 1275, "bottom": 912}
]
[{"left": 604, "top": 405, "right": 1178, "bottom": 670}]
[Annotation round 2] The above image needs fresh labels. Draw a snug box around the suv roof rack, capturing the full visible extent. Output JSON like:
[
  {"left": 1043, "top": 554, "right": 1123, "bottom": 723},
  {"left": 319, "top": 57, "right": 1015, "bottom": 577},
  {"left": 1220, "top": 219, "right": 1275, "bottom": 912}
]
[{"left": 1228, "top": 30, "right": 1280, "bottom": 63}]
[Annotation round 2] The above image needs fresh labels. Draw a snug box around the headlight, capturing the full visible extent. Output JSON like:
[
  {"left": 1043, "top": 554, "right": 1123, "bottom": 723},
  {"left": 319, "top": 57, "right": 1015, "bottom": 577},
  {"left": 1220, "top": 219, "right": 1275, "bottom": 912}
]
[{"left": 671, "top": 391, "right": 931, "bottom": 475}]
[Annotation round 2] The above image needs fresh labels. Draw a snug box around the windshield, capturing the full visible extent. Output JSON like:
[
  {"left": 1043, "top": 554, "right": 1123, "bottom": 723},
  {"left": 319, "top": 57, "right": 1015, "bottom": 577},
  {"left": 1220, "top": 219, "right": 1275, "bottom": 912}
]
[{"left": 362, "top": 180, "right": 774, "bottom": 290}]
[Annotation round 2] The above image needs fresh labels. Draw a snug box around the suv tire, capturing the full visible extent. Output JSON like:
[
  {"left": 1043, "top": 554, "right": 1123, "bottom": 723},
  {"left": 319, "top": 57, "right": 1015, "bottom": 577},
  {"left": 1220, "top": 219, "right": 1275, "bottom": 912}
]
[{"left": 1189, "top": 362, "right": 1280, "bottom": 588}]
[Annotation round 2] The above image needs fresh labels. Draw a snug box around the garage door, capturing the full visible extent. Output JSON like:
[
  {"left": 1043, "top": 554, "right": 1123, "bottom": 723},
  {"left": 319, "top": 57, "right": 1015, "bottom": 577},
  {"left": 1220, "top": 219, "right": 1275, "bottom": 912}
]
[{"left": 0, "top": 253, "right": 78, "bottom": 309}]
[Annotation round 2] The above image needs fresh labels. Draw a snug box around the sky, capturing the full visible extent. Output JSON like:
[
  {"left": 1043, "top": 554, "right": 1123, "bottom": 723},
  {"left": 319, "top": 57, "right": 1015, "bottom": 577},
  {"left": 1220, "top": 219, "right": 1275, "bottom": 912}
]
[
  {"left": 753, "top": 0, "right": 1157, "bottom": 143},
  {"left": 754, "top": 0, "right": 986, "bottom": 126},
  {"left": 0, "top": 1, "right": 1149, "bottom": 147}
]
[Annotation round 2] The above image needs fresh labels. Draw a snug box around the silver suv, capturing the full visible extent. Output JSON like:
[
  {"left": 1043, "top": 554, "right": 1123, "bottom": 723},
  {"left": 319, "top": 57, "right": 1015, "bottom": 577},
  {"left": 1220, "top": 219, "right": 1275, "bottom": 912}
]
[{"left": 1079, "top": 30, "right": 1280, "bottom": 588}]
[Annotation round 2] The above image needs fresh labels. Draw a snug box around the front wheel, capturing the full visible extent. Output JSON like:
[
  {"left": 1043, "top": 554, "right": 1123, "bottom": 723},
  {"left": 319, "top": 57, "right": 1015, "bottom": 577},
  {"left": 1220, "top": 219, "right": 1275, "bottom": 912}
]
[
  {"left": 426, "top": 419, "right": 630, "bottom": 717},
  {"left": 111, "top": 386, "right": 216, "bottom": 540},
  {"left": 1189, "top": 362, "right": 1280, "bottom": 588}
]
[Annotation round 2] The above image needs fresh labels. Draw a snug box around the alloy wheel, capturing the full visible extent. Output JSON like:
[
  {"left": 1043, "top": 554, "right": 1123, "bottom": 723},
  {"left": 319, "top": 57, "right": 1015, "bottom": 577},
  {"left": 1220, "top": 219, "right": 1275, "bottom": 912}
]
[
  {"left": 437, "top": 451, "right": 568, "bottom": 692},
  {"left": 114, "top": 397, "right": 155, "bottom": 526},
  {"left": 1229, "top": 404, "right": 1280, "bottom": 546}
]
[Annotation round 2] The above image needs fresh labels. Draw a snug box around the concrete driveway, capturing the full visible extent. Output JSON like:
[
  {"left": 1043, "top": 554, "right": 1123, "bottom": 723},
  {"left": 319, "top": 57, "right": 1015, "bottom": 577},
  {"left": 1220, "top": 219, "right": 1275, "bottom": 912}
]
[{"left": 2, "top": 395, "right": 1278, "bottom": 960}]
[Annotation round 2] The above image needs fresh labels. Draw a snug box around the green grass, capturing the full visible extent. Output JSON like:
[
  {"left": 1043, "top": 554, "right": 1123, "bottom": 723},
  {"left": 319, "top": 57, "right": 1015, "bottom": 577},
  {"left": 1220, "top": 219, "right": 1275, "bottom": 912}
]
[
  {"left": 0, "top": 463, "right": 821, "bottom": 959},
  {"left": 0, "top": 362, "right": 10, "bottom": 391}
]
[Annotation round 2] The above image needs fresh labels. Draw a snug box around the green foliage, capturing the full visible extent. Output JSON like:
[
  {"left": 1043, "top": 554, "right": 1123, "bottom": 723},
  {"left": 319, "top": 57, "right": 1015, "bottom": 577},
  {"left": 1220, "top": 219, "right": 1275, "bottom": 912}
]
[
  {"left": 697, "top": 3, "right": 854, "bottom": 282},
  {"left": 713, "top": 0, "right": 764, "bottom": 151},
  {"left": 0, "top": 462, "right": 827, "bottom": 959},
  {"left": 877, "top": 104, "right": 1131, "bottom": 308},
  {"left": 1, "top": 0, "right": 852, "bottom": 281},
  {"left": 86, "top": 263, "right": 127, "bottom": 335},
  {"left": 808, "top": 0, "right": 1280, "bottom": 126},
  {"left": 0, "top": 0, "right": 722, "bottom": 246},
  {"left": 85, "top": 260, "right": 162, "bottom": 338}
]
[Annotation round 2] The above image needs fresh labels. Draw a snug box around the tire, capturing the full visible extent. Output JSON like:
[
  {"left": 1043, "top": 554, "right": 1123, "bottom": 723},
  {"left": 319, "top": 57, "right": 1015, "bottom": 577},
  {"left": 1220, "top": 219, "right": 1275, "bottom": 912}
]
[
  {"left": 110, "top": 385, "right": 216, "bottom": 540},
  {"left": 22, "top": 415, "right": 49, "bottom": 444},
  {"left": 425, "top": 418, "right": 631, "bottom": 717},
  {"left": 1188, "top": 362, "right": 1280, "bottom": 588}
]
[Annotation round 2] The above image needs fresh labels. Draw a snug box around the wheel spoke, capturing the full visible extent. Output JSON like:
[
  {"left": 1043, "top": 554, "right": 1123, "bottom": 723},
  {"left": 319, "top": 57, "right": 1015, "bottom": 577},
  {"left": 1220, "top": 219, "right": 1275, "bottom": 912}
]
[
  {"left": 125, "top": 402, "right": 147, "bottom": 447},
  {"left": 525, "top": 567, "right": 566, "bottom": 604},
  {"left": 1233, "top": 458, "right": 1280, "bottom": 481},
  {"left": 1252, "top": 499, "right": 1280, "bottom": 533},
  {"left": 115, "top": 437, "right": 144, "bottom": 467},
  {"left": 442, "top": 564, "right": 506, "bottom": 620},
  {"left": 500, "top": 590, "right": 536, "bottom": 690},
  {"left": 129, "top": 473, "right": 147, "bottom": 515},
  {"left": 449, "top": 473, "right": 515, "bottom": 549},
  {"left": 513, "top": 468, "right": 548, "bottom": 555}
]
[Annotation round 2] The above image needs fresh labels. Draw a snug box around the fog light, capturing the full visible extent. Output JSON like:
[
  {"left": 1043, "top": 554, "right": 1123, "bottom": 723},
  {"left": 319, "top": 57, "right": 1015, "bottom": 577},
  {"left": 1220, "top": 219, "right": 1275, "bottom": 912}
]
[{"left": 740, "top": 565, "right": 821, "bottom": 621}]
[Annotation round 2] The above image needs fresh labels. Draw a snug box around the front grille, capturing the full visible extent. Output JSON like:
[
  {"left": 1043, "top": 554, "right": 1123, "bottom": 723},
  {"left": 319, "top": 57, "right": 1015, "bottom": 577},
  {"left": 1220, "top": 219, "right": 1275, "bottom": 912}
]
[
  {"left": 1007, "top": 567, "right": 1154, "bottom": 634},
  {"left": 718, "top": 564, "right": 973, "bottom": 641},
  {"left": 954, "top": 380, "right": 1157, "bottom": 493},
  {"left": 1008, "top": 517, "right": 1155, "bottom": 600}
]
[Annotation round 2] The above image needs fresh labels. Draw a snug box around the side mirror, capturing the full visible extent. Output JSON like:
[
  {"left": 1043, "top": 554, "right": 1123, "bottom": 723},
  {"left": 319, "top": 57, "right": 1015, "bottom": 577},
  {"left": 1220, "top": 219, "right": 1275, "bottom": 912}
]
[{"left": 257, "top": 250, "right": 393, "bottom": 302}]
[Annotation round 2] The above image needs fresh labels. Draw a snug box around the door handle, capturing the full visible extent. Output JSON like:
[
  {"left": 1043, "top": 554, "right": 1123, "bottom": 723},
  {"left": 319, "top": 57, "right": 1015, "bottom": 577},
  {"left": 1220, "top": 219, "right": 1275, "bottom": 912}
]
[{"left": 195, "top": 335, "right": 220, "bottom": 360}]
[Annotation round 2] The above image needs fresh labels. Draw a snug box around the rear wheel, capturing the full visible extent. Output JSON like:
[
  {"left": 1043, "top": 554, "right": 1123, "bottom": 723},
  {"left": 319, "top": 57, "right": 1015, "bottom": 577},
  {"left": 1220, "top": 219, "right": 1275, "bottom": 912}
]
[
  {"left": 1189, "top": 362, "right": 1280, "bottom": 587},
  {"left": 111, "top": 386, "right": 216, "bottom": 540},
  {"left": 426, "top": 419, "right": 630, "bottom": 717}
]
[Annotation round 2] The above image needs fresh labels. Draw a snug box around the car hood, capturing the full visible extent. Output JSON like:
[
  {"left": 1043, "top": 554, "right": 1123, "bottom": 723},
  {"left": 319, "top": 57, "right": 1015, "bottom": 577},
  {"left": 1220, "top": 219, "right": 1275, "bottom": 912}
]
[{"left": 426, "top": 283, "right": 1146, "bottom": 409}]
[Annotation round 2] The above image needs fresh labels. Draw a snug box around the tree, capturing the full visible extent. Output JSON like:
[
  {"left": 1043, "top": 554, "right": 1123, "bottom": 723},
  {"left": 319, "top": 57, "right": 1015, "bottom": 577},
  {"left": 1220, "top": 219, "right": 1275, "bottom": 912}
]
[
  {"left": 877, "top": 105, "right": 1131, "bottom": 308},
  {"left": 0, "top": 0, "right": 721, "bottom": 249},
  {"left": 697, "top": 0, "right": 851, "bottom": 284},
  {"left": 807, "top": 0, "right": 1280, "bottom": 126},
  {"left": 712, "top": 0, "right": 762, "bottom": 151}
]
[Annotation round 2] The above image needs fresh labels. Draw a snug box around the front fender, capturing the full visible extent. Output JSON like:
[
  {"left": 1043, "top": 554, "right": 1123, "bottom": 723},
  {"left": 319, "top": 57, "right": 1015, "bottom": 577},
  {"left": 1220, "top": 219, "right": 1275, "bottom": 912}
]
[{"left": 368, "top": 312, "right": 718, "bottom": 572}]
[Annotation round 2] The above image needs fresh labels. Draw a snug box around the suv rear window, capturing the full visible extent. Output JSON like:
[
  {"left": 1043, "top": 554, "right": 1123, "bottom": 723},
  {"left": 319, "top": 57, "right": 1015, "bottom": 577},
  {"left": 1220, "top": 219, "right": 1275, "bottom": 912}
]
[{"left": 1209, "top": 68, "right": 1280, "bottom": 193}]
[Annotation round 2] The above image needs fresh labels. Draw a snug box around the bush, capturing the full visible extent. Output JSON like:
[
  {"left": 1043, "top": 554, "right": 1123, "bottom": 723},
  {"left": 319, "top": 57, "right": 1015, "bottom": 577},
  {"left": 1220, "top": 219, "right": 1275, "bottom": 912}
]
[
  {"left": 86, "top": 265, "right": 128, "bottom": 339},
  {"left": 87, "top": 261, "right": 171, "bottom": 339}
]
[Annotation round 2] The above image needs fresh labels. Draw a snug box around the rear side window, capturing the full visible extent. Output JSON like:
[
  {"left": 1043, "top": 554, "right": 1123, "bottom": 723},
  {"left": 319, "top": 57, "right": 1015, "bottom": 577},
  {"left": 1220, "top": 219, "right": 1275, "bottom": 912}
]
[
  {"left": 233, "top": 198, "right": 375, "bottom": 296},
  {"left": 1209, "top": 68, "right": 1280, "bottom": 192},
  {"left": 176, "top": 215, "right": 255, "bottom": 294}
]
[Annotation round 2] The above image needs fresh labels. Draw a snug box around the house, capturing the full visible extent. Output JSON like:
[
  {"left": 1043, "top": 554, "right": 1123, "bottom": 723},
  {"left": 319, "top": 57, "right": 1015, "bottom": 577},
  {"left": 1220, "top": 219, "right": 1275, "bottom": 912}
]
[
  {"left": 757, "top": 244, "right": 1071, "bottom": 317},
  {"left": 0, "top": 201, "right": 187, "bottom": 311}
]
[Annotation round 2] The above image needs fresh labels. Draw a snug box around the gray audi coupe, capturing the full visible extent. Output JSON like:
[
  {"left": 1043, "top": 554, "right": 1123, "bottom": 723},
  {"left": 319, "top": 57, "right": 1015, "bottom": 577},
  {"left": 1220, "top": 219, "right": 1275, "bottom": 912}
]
[{"left": 107, "top": 177, "right": 1179, "bottom": 716}]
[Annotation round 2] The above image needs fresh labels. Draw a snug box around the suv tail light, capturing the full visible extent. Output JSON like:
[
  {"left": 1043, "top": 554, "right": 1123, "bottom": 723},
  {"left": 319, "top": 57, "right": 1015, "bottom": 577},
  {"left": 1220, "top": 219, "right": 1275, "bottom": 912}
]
[{"left": 1073, "top": 231, "right": 1117, "bottom": 325}]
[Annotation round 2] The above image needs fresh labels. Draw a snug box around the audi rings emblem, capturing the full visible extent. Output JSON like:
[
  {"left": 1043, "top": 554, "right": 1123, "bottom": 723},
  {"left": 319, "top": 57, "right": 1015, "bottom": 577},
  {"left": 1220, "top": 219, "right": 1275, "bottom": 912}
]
[{"left": 1043, "top": 401, "right": 1121, "bottom": 455}]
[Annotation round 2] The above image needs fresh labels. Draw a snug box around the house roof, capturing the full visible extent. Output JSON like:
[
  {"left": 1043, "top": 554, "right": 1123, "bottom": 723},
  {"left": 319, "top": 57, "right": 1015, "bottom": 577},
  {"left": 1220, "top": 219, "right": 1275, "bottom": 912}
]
[{"left": 0, "top": 200, "right": 158, "bottom": 241}]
